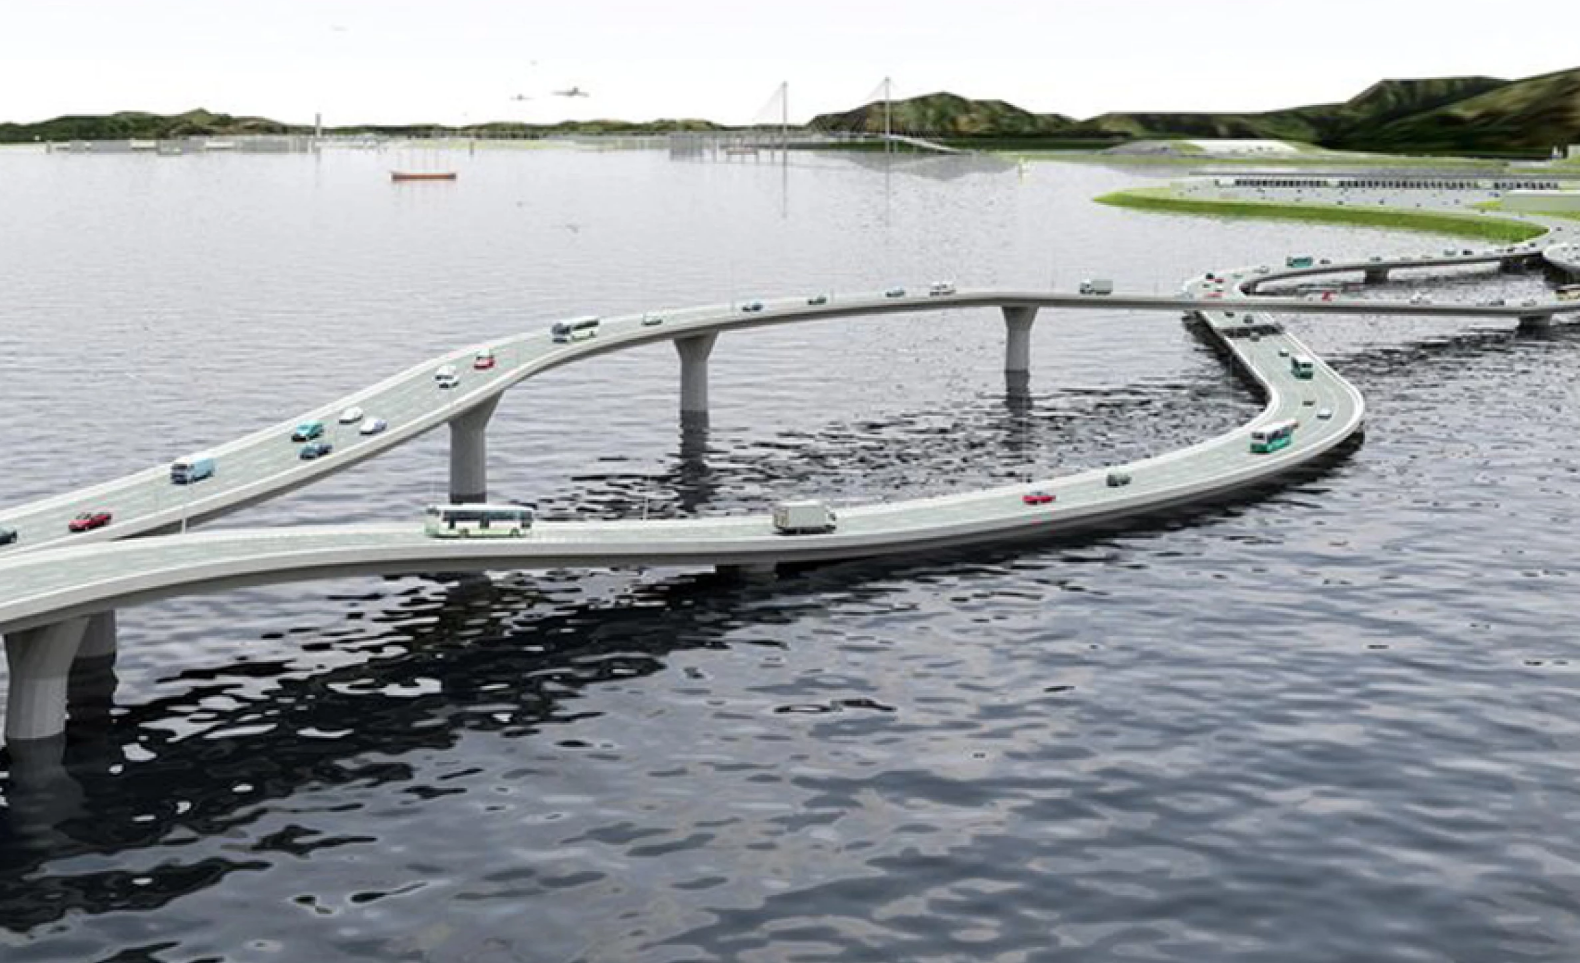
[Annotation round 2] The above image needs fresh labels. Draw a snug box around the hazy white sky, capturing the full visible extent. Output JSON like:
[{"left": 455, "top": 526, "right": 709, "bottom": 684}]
[{"left": 2, "top": 0, "right": 1576, "bottom": 126}]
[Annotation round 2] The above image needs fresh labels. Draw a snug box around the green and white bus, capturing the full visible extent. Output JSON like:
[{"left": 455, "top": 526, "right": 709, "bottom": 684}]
[
  {"left": 1290, "top": 355, "right": 1315, "bottom": 380},
  {"left": 424, "top": 503, "right": 535, "bottom": 538},
  {"left": 1249, "top": 419, "right": 1298, "bottom": 454}
]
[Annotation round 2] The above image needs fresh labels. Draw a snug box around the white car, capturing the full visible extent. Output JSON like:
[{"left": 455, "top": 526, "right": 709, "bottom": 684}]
[
  {"left": 928, "top": 281, "right": 956, "bottom": 296},
  {"left": 358, "top": 417, "right": 388, "bottom": 436},
  {"left": 1317, "top": 408, "right": 1334, "bottom": 420},
  {"left": 338, "top": 406, "right": 364, "bottom": 424}
]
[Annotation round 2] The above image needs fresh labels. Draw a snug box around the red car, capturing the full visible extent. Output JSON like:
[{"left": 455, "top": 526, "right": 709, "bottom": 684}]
[
  {"left": 473, "top": 349, "right": 496, "bottom": 370},
  {"left": 68, "top": 511, "right": 112, "bottom": 533},
  {"left": 1022, "top": 491, "right": 1056, "bottom": 506}
]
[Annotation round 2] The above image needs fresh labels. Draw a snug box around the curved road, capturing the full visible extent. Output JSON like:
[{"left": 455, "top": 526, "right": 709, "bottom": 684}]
[{"left": 0, "top": 214, "right": 1576, "bottom": 741}]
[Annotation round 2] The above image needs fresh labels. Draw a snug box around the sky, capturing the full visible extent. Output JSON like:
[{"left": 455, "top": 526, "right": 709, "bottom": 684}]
[{"left": 3, "top": 0, "right": 1577, "bottom": 127}]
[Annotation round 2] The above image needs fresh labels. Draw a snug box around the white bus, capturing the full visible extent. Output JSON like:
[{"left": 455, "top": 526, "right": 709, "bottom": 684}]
[
  {"left": 1290, "top": 355, "right": 1315, "bottom": 380},
  {"left": 424, "top": 503, "right": 535, "bottom": 538},
  {"left": 1249, "top": 419, "right": 1298, "bottom": 454},
  {"left": 551, "top": 316, "right": 601, "bottom": 343}
]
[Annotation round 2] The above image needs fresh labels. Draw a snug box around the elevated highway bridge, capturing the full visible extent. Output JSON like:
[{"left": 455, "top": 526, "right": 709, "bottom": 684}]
[{"left": 1, "top": 234, "right": 1577, "bottom": 746}]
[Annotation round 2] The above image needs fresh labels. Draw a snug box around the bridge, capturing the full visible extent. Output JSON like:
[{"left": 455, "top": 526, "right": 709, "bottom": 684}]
[{"left": 1, "top": 239, "right": 1577, "bottom": 747}]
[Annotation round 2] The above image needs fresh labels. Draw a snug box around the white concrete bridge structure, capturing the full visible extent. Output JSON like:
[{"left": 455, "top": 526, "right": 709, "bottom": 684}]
[{"left": 2, "top": 236, "right": 1578, "bottom": 747}]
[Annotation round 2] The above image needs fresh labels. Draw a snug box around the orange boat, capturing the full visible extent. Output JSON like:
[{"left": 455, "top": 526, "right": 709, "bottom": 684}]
[{"left": 390, "top": 171, "right": 458, "bottom": 182}]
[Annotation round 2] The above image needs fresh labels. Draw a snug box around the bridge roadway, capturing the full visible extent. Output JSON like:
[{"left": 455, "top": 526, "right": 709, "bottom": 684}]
[
  {"left": 0, "top": 238, "right": 1577, "bottom": 743},
  {"left": 0, "top": 267, "right": 1573, "bottom": 556}
]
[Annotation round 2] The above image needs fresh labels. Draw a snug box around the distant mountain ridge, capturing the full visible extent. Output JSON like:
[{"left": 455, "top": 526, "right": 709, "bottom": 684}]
[
  {"left": 0, "top": 109, "right": 723, "bottom": 143},
  {"left": 5, "top": 67, "right": 1578, "bottom": 153},
  {"left": 807, "top": 68, "right": 1580, "bottom": 154}
]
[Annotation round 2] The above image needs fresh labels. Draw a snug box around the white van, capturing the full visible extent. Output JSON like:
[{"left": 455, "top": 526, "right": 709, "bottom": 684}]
[
  {"left": 434, "top": 364, "right": 460, "bottom": 389},
  {"left": 772, "top": 500, "right": 838, "bottom": 535}
]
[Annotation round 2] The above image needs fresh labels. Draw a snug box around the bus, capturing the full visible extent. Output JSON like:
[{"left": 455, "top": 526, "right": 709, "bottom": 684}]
[
  {"left": 551, "top": 316, "right": 601, "bottom": 343},
  {"left": 1249, "top": 420, "right": 1298, "bottom": 454},
  {"left": 1285, "top": 255, "right": 1314, "bottom": 268},
  {"left": 1290, "top": 354, "right": 1315, "bottom": 380},
  {"left": 424, "top": 503, "right": 535, "bottom": 538},
  {"left": 170, "top": 453, "right": 216, "bottom": 485}
]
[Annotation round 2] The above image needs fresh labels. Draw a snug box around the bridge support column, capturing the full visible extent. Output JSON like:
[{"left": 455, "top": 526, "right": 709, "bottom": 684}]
[
  {"left": 675, "top": 333, "right": 719, "bottom": 418},
  {"left": 5, "top": 616, "right": 88, "bottom": 745},
  {"left": 1518, "top": 314, "right": 1555, "bottom": 331},
  {"left": 1003, "top": 306, "right": 1039, "bottom": 374},
  {"left": 1364, "top": 267, "right": 1389, "bottom": 284},
  {"left": 69, "top": 611, "right": 119, "bottom": 731},
  {"left": 448, "top": 396, "right": 501, "bottom": 504}
]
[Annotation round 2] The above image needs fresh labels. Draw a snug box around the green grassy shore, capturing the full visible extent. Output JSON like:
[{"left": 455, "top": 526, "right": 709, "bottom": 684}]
[{"left": 1094, "top": 187, "right": 1547, "bottom": 242}]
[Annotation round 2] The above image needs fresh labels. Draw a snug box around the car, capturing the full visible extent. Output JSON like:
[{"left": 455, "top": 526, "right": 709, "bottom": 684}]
[
  {"left": 928, "top": 281, "right": 956, "bottom": 296},
  {"left": 1520, "top": 298, "right": 1538, "bottom": 307},
  {"left": 641, "top": 313, "right": 665, "bottom": 326},
  {"left": 435, "top": 364, "right": 460, "bottom": 389},
  {"left": 473, "top": 349, "right": 497, "bottom": 369},
  {"left": 338, "top": 406, "right": 364, "bottom": 424},
  {"left": 1487, "top": 298, "right": 1506, "bottom": 306},
  {"left": 0, "top": 525, "right": 17, "bottom": 546},
  {"left": 1022, "top": 490, "right": 1055, "bottom": 506},
  {"left": 1409, "top": 294, "right": 1430, "bottom": 305},
  {"left": 299, "top": 441, "right": 333, "bottom": 460},
  {"left": 1224, "top": 310, "right": 1236, "bottom": 317},
  {"left": 807, "top": 293, "right": 829, "bottom": 306},
  {"left": 1303, "top": 397, "right": 1316, "bottom": 406},
  {"left": 291, "top": 421, "right": 325, "bottom": 442},
  {"left": 1462, "top": 249, "right": 1474, "bottom": 256},
  {"left": 741, "top": 300, "right": 764, "bottom": 313},
  {"left": 885, "top": 287, "right": 906, "bottom": 298},
  {"left": 358, "top": 417, "right": 388, "bottom": 436},
  {"left": 1317, "top": 408, "right": 1334, "bottom": 420},
  {"left": 1278, "top": 347, "right": 1290, "bottom": 357},
  {"left": 1319, "top": 258, "right": 1331, "bottom": 265},
  {"left": 1106, "top": 470, "right": 1132, "bottom": 488},
  {"left": 68, "top": 511, "right": 112, "bottom": 533},
  {"left": 1255, "top": 265, "right": 1271, "bottom": 274}
]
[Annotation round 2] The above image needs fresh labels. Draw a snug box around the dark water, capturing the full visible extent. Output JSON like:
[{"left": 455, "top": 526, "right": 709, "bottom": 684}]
[{"left": 2, "top": 146, "right": 1578, "bottom": 961}]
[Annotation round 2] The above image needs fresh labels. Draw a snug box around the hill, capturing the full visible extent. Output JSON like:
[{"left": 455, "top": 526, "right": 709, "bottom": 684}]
[
  {"left": 0, "top": 108, "right": 293, "bottom": 142},
  {"left": 808, "top": 91, "right": 1071, "bottom": 137},
  {"left": 809, "top": 70, "right": 1574, "bottom": 156},
  {"left": 1325, "top": 67, "right": 1580, "bottom": 153}
]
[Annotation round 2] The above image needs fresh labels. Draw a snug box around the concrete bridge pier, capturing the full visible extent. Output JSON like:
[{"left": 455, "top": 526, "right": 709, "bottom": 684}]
[
  {"left": 69, "top": 611, "right": 119, "bottom": 732},
  {"left": 1518, "top": 313, "right": 1555, "bottom": 331},
  {"left": 1003, "top": 306, "right": 1039, "bottom": 374},
  {"left": 675, "top": 333, "right": 719, "bottom": 418},
  {"left": 448, "top": 396, "right": 501, "bottom": 504},
  {"left": 1364, "top": 267, "right": 1390, "bottom": 284},
  {"left": 4, "top": 616, "right": 88, "bottom": 745}
]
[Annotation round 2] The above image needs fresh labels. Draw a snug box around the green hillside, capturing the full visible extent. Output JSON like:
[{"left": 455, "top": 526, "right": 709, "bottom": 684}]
[
  {"left": 0, "top": 108, "right": 292, "bottom": 142},
  {"left": 1328, "top": 67, "right": 1580, "bottom": 152},
  {"left": 808, "top": 91, "right": 1072, "bottom": 137}
]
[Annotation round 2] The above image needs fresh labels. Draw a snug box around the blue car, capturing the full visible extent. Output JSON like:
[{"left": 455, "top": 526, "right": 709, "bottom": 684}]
[
  {"left": 299, "top": 441, "right": 333, "bottom": 460},
  {"left": 291, "top": 421, "right": 325, "bottom": 442}
]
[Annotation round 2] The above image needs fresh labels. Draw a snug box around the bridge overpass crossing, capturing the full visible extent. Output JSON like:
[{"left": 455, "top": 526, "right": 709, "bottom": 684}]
[{"left": 1, "top": 238, "right": 1577, "bottom": 745}]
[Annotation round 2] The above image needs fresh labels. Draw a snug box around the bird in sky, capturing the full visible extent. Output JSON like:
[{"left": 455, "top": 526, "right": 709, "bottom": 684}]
[
  {"left": 553, "top": 86, "right": 590, "bottom": 98},
  {"left": 511, "top": 93, "right": 532, "bottom": 101}
]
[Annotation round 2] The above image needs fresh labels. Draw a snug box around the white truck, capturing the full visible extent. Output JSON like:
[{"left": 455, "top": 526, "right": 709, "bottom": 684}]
[
  {"left": 1079, "top": 278, "right": 1114, "bottom": 295},
  {"left": 772, "top": 499, "right": 838, "bottom": 535}
]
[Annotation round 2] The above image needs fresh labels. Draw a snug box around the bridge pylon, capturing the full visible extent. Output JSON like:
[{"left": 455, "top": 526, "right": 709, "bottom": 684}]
[
  {"left": 449, "top": 396, "right": 500, "bottom": 504},
  {"left": 1003, "top": 306, "right": 1039, "bottom": 374}
]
